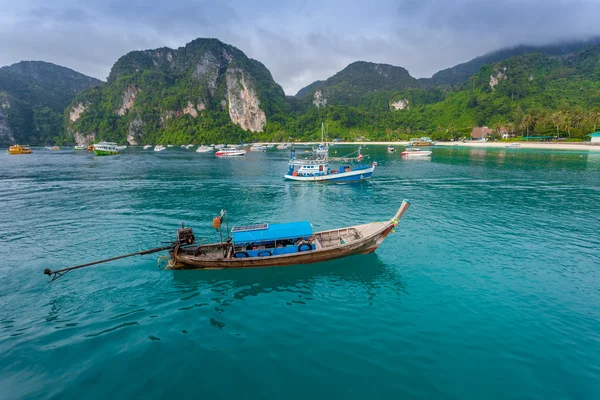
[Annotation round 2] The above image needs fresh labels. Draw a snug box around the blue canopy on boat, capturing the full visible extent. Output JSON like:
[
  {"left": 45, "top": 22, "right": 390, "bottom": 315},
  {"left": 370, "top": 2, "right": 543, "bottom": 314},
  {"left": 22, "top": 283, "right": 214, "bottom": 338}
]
[{"left": 232, "top": 221, "right": 313, "bottom": 244}]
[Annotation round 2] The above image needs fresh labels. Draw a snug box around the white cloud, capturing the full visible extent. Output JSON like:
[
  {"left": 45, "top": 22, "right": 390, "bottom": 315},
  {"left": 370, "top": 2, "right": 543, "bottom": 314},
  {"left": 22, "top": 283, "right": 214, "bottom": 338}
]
[{"left": 1, "top": 0, "right": 599, "bottom": 94}]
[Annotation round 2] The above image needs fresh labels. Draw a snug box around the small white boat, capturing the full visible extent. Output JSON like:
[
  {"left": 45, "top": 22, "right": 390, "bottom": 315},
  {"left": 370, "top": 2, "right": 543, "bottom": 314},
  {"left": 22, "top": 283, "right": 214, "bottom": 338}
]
[
  {"left": 74, "top": 144, "right": 87, "bottom": 151},
  {"left": 117, "top": 145, "right": 127, "bottom": 150},
  {"left": 505, "top": 143, "right": 521, "bottom": 149},
  {"left": 277, "top": 143, "right": 290, "bottom": 150},
  {"left": 401, "top": 148, "right": 432, "bottom": 158},
  {"left": 167, "top": 145, "right": 174, "bottom": 148},
  {"left": 215, "top": 148, "right": 246, "bottom": 157},
  {"left": 154, "top": 145, "right": 166, "bottom": 152},
  {"left": 143, "top": 145, "right": 152, "bottom": 150},
  {"left": 250, "top": 144, "right": 267, "bottom": 152},
  {"left": 195, "top": 145, "right": 214, "bottom": 153},
  {"left": 266, "top": 143, "right": 275, "bottom": 149},
  {"left": 186, "top": 144, "right": 194, "bottom": 149},
  {"left": 387, "top": 146, "right": 395, "bottom": 153},
  {"left": 214, "top": 144, "right": 225, "bottom": 149},
  {"left": 181, "top": 145, "right": 186, "bottom": 148}
]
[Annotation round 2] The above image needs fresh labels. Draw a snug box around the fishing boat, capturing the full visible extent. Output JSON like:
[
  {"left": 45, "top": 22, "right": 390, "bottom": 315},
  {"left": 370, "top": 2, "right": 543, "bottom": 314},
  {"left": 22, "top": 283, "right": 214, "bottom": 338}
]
[
  {"left": 195, "top": 145, "right": 214, "bottom": 153},
  {"left": 285, "top": 149, "right": 376, "bottom": 182},
  {"left": 93, "top": 142, "right": 120, "bottom": 156},
  {"left": 215, "top": 148, "right": 246, "bottom": 157},
  {"left": 74, "top": 144, "right": 87, "bottom": 150},
  {"left": 250, "top": 144, "right": 267, "bottom": 152},
  {"left": 407, "top": 137, "right": 436, "bottom": 147},
  {"left": 505, "top": 143, "right": 521, "bottom": 149},
  {"left": 401, "top": 148, "right": 432, "bottom": 158},
  {"left": 143, "top": 144, "right": 152, "bottom": 150},
  {"left": 8, "top": 144, "right": 32, "bottom": 154},
  {"left": 387, "top": 146, "right": 395, "bottom": 152},
  {"left": 43, "top": 201, "right": 410, "bottom": 281},
  {"left": 168, "top": 201, "right": 409, "bottom": 269},
  {"left": 313, "top": 122, "right": 329, "bottom": 155},
  {"left": 154, "top": 145, "right": 166, "bottom": 152}
]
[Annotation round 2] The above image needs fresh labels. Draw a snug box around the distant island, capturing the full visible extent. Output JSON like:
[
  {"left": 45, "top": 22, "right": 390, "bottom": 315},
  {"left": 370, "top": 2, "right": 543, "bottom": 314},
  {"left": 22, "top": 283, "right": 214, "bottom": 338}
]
[{"left": 1, "top": 37, "right": 600, "bottom": 147}]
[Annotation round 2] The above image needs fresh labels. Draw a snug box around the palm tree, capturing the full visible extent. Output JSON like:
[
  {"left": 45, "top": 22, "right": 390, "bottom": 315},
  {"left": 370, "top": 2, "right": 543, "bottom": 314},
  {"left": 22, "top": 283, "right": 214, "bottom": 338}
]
[
  {"left": 550, "top": 111, "right": 563, "bottom": 139},
  {"left": 520, "top": 114, "right": 533, "bottom": 137},
  {"left": 562, "top": 112, "right": 573, "bottom": 137},
  {"left": 588, "top": 108, "right": 600, "bottom": 132}
]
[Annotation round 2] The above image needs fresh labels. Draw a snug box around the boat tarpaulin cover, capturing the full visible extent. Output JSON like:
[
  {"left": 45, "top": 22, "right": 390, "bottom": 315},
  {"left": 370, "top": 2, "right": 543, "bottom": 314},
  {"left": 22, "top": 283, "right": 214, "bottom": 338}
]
[{"left": 232, "top": 221, "right": 313, "bottom": 244}]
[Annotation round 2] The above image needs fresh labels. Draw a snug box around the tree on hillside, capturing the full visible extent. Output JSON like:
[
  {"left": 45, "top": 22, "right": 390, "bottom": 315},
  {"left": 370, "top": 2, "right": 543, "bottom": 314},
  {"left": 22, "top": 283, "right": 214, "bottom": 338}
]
[
  {"left": 588, "top": 108, "right": 600, "bottom": 132},
  {"left": 520, "top": 114, "right": 533, "bottom": 137},
  {"left": 550, "top": 111, "right": 563, "bottom": 138}
]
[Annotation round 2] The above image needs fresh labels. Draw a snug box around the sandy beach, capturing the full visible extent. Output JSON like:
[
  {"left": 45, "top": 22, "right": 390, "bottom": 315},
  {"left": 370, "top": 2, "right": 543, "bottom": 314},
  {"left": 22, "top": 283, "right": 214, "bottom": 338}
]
[{"left": 301, "top": 141, "right": 600, "bottom": 151}]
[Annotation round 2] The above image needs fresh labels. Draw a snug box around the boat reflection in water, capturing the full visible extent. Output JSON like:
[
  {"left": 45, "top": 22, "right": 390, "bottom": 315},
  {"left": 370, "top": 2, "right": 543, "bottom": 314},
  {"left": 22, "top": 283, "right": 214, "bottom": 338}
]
[{"left": 170, "top": 253, "right": 407, "bottom": 304}]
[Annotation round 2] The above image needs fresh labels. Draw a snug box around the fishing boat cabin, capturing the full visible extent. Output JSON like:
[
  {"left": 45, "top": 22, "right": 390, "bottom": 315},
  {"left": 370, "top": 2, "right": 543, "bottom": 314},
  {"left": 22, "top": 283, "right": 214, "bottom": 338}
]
[{"left": 231, "top": 222, "right": 315, "bottom": 258}]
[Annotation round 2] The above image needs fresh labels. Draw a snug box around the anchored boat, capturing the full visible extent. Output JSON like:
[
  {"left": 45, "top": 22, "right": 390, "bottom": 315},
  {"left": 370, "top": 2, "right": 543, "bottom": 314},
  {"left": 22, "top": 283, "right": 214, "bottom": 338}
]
[
  {"left": 8, "top": 144, "right": 32, "bottom": 154},
  {"left": 196, "top": 145, "right": 214, "bottom": 153},
  {"left": 407, "top": 137, "right": 436, "bottom": 147},
  {"left": 284, "top": 148, "right": 376, "bottom": 182},
  {"left": 93, "top": 142, "right": 120, "bottom": 156},
  {"left": 43, "top": 201, "right": 409, "bottom": 280},
  {"left": 215, "top": 148, "right": 246, "bottom": 157},
  {"left": 401, "top": 148, "right": 432, "bottom": 158},
  {"left": 169, "top": 201, "right": 409, "bottom": 269}
]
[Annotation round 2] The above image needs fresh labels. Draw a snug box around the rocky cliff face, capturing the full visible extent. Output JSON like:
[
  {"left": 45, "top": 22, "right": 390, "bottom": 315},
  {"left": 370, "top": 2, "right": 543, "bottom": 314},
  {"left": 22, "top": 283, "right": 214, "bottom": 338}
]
[
  {"left": 0, "top": 95, "right": 15, "bottom": 144},
  {"left": 67, "top": 38, "right": 286, "bottom": 143},
  {"left": 226, "top": 69, "right": 266, "bottom": 132}
]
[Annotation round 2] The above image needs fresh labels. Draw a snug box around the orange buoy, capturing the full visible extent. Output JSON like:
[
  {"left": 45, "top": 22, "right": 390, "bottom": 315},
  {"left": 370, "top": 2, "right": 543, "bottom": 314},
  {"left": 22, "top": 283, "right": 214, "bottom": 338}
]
[{"left": 213, "top": 217, "right": 222, "bottom": 229}]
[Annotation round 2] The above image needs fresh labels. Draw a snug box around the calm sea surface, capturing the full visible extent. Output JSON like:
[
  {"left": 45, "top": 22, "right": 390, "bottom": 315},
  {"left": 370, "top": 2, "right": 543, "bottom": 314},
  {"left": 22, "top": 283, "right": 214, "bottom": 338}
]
[{"left": 0, "top": 145, "right": 599, "bottom": 399}]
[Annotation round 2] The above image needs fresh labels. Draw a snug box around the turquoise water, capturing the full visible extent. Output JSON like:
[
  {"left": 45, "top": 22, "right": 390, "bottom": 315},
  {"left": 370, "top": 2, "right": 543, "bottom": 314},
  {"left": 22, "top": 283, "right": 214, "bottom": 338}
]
[{"left": 1, "top": 146, "right": 599, "bottom": 399}]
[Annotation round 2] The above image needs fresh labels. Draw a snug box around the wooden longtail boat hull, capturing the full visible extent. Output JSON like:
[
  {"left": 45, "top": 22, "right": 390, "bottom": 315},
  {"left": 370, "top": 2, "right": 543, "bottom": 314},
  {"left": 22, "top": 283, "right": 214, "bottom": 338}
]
[{"left": 168, "top": 200, "right": 410, "bottom": 269}]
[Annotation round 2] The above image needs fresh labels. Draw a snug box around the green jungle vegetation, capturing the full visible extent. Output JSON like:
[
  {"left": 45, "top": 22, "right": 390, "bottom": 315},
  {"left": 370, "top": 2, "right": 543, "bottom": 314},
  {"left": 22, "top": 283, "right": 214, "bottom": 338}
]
[
  {"left": 3, "top": 39, "right": 600, "bottom": 146},
  {"left": 0, "top": 62, "right": 100, "bottom": 146}
]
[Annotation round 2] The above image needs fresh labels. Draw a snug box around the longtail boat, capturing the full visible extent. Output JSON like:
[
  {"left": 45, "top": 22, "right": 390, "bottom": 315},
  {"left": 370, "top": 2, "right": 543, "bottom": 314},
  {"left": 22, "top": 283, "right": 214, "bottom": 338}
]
[
  {"left": 43, "top": 201, "right": 409, "bottom": 281},
  {"left": 168, "top": 200, "right": 409, "bottom": 269}
]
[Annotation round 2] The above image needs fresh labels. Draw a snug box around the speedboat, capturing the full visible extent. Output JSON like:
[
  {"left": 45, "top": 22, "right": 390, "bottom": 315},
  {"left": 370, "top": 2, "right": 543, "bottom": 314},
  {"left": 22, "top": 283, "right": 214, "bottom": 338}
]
[
  {"left": 143, "top": 145, "right": 152, "bottom": 150},
  {"left": 401, "top": 148, "right": 432, "bottom": 158},
  {"left": 8, "top": 144, "right": 32, "bottom": 155},
  {"left": 215, "top": 148, "right": 246, "bottom": 157},
  {"left": 93, "top": 142, "right": 120, "bottom": 156},
  {"left": 186, "top": 144, "right": 194, "bottom": 149},
  {"left": 167, "top": 145, "right": 174, "bottom": 148},
  {"left": 74, "top": 144, "right": 87, "bottom": 150},
  {"left": 154, "top": 145, "right": 166, "bottom": 152},
  {"left": 387, "top": 146, "right": 395, "bottom": 152},
  {"left": 196, "top": 145, "right": 214, "bottom": 153},
  {"left": 250, "top": 144, "right": 267, "bottom": 152}
]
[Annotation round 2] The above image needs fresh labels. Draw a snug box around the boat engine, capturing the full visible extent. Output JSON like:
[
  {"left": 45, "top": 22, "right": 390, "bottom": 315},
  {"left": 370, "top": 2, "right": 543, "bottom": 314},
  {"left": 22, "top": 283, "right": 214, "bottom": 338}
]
[{"left": 176, "top": 225, "right": 195, "bottom": 245}]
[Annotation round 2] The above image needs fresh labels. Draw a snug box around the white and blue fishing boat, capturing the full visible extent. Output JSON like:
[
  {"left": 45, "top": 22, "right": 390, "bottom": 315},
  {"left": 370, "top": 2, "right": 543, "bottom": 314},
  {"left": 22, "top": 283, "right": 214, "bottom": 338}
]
[{"left": 284, "top": 149, "right": 376, "bottom": 182}]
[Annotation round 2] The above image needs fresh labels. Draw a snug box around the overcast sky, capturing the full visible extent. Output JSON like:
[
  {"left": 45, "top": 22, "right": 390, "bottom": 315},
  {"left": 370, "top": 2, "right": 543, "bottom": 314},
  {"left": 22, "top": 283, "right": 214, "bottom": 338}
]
[{"left": 1, "top": 0, "right": 600, "bottom": 94}]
